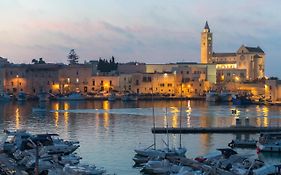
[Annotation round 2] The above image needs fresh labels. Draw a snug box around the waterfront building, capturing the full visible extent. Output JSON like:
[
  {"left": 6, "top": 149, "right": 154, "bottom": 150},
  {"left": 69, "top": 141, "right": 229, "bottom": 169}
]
[
  {"left": 3, "top": 65, "right": 28, "bottom": 95},
  {"left": 3, "top": 64, "right": 62, "bottom": 96},
  {"left": 58, "top": 64, "right": 92, "bottom": 94},
  {"left": 201, "top": 21, "right": 265, "bottom": 82},
  {"left": 89, "top": 75, "right": 120, "bottom": 93}
]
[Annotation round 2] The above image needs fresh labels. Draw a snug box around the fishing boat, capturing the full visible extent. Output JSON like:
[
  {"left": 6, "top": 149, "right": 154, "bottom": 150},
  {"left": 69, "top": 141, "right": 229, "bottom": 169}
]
[{"left": 256, "top": 132, "right": 281, "bottom": 152}]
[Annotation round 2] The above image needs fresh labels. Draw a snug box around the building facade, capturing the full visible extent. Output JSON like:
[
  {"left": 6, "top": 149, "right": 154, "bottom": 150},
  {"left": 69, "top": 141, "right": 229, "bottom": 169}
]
[{"left": 201, "top": 21, "right": 265, "bottom": 82}]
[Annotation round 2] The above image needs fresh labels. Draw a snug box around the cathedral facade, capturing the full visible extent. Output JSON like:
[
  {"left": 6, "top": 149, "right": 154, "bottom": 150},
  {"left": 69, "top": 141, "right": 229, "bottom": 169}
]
[{"left": 201, "top": 21, "right": 265, "bottom": 82}]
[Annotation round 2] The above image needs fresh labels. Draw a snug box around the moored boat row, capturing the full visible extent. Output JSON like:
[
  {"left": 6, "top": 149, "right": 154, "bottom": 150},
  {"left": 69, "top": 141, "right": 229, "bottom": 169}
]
[{"left": 0, "top": 129, "right": 107, "bottom": 175}]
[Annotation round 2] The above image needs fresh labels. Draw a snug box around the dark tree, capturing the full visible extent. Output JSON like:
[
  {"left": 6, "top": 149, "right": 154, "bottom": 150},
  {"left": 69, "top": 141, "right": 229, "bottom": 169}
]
[
  {"left": 38, "top": 58, "right": 46, "bottom": 64},
  {"left": 32, "top": 58, "right": 46, "bottom": 64},
  {"left": 32, "top": 59, "right": 38, "bottom": 64},
  {"left": 97, "top": 56, "right": 118, "bottom": 72},
  {"left": 68, "top": 49, "right": 79, "bottom": 65}
]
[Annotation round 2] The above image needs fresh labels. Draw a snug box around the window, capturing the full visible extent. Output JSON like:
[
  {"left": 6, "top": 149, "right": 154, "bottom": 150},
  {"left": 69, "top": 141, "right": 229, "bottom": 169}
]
[
  {"left": 167, "top": 83, "right": 172, "bottom": 87},
  {"left": 92, "top": 80, "right": 95, "bottom": 86},
  {"left": 142, "top": 76, "right": 152, "bottom": 82},
  {"left": 11, "top": 82, "right": 13, "bottom": 86},
  {"left": 160, "top": 83, "right": 164, "bottom": 87},
  {"left": 100, "top": 80, "right": 103, "bottom": 85},
  {"left": 110, "top": 80, "right": 112, "bottom": 86}
]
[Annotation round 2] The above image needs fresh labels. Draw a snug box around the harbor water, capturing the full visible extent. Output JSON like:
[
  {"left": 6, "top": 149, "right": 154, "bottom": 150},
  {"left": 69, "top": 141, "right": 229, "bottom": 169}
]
[{"left": 0, "top": 100, "right": 281, "bottom": 174}]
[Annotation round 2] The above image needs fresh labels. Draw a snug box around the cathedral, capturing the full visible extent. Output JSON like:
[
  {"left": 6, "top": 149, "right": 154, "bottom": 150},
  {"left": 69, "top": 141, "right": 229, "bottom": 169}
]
[{"left": 201, "top": 21, "right": 265, "bottom": 82}]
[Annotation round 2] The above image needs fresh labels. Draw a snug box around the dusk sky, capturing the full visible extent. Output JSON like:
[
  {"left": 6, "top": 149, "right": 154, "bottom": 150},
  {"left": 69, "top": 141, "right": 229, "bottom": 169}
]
[{"left": 0, "top": 0, "right": 281, "bottom": 76}]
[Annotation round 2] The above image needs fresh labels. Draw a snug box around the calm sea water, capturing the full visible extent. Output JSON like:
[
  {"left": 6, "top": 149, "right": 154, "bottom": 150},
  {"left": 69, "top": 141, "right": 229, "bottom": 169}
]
[{"left": 0, "top": 100, "right": 281, "bottom": 174}]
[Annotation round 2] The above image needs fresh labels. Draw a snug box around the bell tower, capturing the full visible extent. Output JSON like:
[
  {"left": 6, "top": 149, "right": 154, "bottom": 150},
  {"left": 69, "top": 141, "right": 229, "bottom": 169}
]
[{"left": 201, "top": 21, "right": 213, "bottom": 63}]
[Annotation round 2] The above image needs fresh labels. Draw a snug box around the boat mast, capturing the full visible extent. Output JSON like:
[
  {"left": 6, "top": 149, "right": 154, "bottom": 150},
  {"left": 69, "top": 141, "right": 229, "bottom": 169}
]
[
  {"left": 152, "top": 84, "right": 156, "bottom": 150},
  {"left": 179, "top": 83, "right": 183, "bottom": 148},
  {"left": 166, "top": 106, "right": 169, "bottom": 149}
]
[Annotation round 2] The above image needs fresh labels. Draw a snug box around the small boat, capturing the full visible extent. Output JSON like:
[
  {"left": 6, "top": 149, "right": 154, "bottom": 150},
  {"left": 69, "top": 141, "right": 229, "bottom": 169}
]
[
  {"left": 63, "top": 164, "right": 106, "bottom": 175},
  {"left": 17, "top": 92, "right": 27, "bottom": 101},
  {"left": 253, "top": 164, "right": 281, "bottom": 175},
  {"left": 1, "top": 130, "right": 80, "bottom": 155},
  {"left": 257, "top": 132, "right": 281, "bottom": 152},
  {"left": 228, "top": 139, "right": 257, "bottom": 148},
  {"left": 108, "top": 92, "right": 116, "bottom": 101},
  {"left": 0, "top": 92, "right": 11, "bottom": 101},
  {"left": 206, "top": 91, "right": 219, "bottom": 102},
  {"left": 55, "top": 92, "right": 85, "bottom": 101},
  {"left": 121, "top": 93, "right": 138, "bottom": 101},
  {"left": 232, "top": 94, "right": 252, "bottom": 105}
]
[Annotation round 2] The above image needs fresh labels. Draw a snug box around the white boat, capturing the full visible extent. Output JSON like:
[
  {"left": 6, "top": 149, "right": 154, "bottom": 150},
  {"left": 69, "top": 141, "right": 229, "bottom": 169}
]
[
  {"left": 63, "top": 164, "right": 106, "bottom": 175},
  {"left": 1, "top": 130, "right": 80, "bottom": 155},
  {"left": 59, "top": 154, "right": 82, "bottom": 165},
  {"left": 206, "top": 91, "right": 219, "bottom": 102},
  {"left": 253, "top": 164, "right": 281, "bottom": 175},
  {"left": 0, "top": 92, "right": 11, "bottom": 101},
  {"left": 256, "top": 132, "right": 281, "bottom": 152},
  {"left": 141, "top": 159, "right": 185, "bottom": 174},
  {"left": 56, "top": 93, "right": 85, "bottom": 101}
]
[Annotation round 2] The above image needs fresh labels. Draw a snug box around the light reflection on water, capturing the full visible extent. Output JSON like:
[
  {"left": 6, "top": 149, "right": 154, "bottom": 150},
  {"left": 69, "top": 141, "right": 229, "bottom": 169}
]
[{"left": 0, "top": 101, "right": 281, "bottom": 174}]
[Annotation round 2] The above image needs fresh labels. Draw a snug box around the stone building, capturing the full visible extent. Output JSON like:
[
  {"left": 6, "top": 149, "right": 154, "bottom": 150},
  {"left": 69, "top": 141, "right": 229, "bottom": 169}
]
[{"left": 201, "top": 21, "right": 265, "bottom": 82}]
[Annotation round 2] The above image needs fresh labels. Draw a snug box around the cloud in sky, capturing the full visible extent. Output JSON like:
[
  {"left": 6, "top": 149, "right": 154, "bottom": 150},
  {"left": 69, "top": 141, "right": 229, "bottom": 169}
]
[{"left": 0, "top": 0, "right": 281, "bottom": 76}]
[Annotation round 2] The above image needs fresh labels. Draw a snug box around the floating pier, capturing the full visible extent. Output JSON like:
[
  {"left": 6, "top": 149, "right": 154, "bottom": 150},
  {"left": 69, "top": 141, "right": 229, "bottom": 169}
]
[{"left": 152, "top": 126, "right": 281, "bottom": 134}]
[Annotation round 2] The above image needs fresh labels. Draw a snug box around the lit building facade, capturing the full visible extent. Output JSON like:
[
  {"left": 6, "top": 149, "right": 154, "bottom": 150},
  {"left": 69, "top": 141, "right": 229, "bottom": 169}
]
[
  {"left": 201, "top": 21, "right": 265, "bottom": 82},
  {"left": 58, "top": 64, "right": 92, "bottom": 94}
]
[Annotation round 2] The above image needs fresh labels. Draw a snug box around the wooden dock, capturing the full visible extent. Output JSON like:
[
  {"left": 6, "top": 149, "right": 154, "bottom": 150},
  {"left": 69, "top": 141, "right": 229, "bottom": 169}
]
[{"left": 152, "top": 126, "right": 281, "bottom": 134}]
